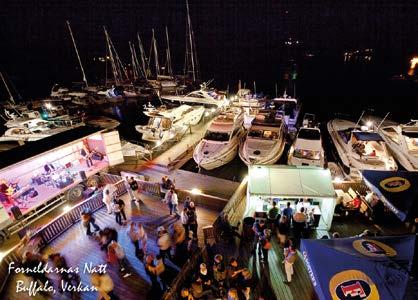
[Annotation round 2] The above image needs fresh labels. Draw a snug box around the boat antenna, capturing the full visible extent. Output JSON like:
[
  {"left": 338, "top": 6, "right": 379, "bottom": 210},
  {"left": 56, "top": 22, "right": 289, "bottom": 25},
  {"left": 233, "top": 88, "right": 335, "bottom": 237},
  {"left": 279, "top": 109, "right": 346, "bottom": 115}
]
[
  {"left": 354, "top": 110, "right": 365, "bottom": 128},
  {"left": 377, "top": 112, "right": 390, "bottom": 130},
  {"left": 66, "top": 20, "right": 88, "bottom": 87},
  {"left": 275, "top": 83, "right": 278, "bottom": 98},
  {"left": 0, "top": 71, "right": 15, "bottom": 103},
  {"left": 253, "top": 81, "right": 256, "bottom": 95}
]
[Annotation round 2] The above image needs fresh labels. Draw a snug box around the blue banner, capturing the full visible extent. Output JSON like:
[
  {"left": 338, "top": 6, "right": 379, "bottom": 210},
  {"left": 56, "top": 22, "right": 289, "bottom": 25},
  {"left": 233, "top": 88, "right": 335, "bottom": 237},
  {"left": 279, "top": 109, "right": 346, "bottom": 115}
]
[
  {"left": 362, "top": 170, "right": 418, "bottom": 221},
  {"left": 301, "top": 235, "right": 416, "bottom": 300}
]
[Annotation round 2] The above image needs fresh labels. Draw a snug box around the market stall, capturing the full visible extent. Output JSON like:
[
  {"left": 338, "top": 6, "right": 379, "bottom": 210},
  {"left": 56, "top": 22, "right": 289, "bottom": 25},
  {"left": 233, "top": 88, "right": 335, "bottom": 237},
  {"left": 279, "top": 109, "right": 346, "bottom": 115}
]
[{"left": 246, "top": 165, "right": 336, "bottom": 230}]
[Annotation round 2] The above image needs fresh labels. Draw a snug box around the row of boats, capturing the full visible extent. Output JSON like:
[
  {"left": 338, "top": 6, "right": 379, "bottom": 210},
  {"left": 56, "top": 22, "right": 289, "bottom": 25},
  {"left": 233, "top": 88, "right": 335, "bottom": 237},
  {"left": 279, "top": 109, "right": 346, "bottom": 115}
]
[{"left": 141, "top": 87, "right": 418, "bottom": 180}]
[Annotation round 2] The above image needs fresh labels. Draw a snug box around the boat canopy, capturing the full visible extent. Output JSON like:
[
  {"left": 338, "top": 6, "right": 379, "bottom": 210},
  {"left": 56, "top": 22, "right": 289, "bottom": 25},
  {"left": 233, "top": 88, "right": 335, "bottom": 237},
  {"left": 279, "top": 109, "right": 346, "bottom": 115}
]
[
  {"left": 301, "top": 235, "right": 416, "bottom": 300},
  {"left": 248, "top": 165, "right": 335, "bottom": 198},
  {"left": 352, "top": 131, "right": 383, "bottom": 142},
  {"left": 362, "top": 170, "right": 418, "bottom": 221}
]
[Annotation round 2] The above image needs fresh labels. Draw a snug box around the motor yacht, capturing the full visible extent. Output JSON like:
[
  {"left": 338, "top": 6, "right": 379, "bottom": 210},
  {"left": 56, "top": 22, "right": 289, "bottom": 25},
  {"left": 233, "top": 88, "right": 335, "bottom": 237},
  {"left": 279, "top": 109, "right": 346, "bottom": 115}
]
[
  {"left": 288, "top": 114, "right": 325, "bottom": 167},
  {"left": 193, "top": 107, "right": 244, "bottom": 170},
  {"left": 232, "top": 89, "right": 264, "bottom": 129},
  {"left": 135, "top": 104, "right": 205, "bottom": 144},
  {"left": 239, "top": 110, "right": 286, "bottom": 165},
  {"left": 264, "top": 91, "right": 300, "bottom": 131},
  {"left": 0, "top": 118, "right": 83, "bottom": 142},
  {"left": 378, "top": 120, "right": 418, "bottom": 171},
  {"left": 328, "top": 118, "right": 397, "bottom": 180},
  {"left": 162, "top": 82, "right": 229, "bottom": 108}
]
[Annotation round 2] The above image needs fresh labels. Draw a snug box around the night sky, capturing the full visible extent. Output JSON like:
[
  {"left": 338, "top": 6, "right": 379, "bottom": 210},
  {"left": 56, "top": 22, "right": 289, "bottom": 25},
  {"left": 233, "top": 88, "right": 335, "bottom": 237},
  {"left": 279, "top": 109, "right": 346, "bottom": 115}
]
[{"left": 0, "top": 0, "right": 417, "bottom": 112}]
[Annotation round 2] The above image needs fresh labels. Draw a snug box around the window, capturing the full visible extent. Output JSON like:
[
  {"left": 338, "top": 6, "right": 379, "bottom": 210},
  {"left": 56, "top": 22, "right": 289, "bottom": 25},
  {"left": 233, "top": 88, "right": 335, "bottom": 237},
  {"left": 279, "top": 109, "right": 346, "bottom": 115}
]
[
  {"left": 298, "top": 128, "right": 320, "bottom": 140},
  {"left": 204, "top": 131, "right": 230, "bottom": 141}
]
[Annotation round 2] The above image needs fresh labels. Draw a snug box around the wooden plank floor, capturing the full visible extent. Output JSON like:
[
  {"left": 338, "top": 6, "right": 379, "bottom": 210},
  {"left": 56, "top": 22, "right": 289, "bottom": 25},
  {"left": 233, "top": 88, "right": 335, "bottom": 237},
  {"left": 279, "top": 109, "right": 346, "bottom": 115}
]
[{"left": 3, "top": 193, "right": 219, "bottom": 300}]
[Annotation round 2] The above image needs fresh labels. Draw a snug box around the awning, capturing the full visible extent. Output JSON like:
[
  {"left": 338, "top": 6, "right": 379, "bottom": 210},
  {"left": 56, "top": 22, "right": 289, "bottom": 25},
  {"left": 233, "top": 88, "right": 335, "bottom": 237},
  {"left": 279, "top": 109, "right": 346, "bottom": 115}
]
[
  {"left": 301, "top": 235, "right": 416, "bottom": 300},
  {"left": 248, "top": 165, "right": 335, "bottom": 198},
  {"left": 362, "top": 170, "right": 418, "bottom": 221}
]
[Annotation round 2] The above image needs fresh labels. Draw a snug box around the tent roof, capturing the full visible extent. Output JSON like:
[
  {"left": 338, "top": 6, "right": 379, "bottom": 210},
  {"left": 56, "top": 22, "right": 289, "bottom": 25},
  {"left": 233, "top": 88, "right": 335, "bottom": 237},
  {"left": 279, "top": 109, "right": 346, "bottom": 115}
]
[
  {"left": 248, "top": 165, "right": 335, "bottom": 198},
  {"left": 301, "top": 235, "right": 416, "bottom": 300},
  {"left": 362, "top": 170, "right": 418, "bottom": 221}
]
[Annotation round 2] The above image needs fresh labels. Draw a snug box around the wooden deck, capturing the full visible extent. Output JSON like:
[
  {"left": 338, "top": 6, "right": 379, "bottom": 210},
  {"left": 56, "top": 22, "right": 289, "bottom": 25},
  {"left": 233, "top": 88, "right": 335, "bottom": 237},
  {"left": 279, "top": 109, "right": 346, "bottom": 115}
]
[{"left": 2, "top": 193, "right": 219, "bottom": 300}]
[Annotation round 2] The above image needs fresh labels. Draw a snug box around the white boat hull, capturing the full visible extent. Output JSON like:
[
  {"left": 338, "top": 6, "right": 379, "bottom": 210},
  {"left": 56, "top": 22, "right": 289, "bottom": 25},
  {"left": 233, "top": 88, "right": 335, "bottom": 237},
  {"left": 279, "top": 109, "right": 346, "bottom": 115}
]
[
  {"left": 239, "top": 138, "right": 285, "bottom": 165},
  {"left": 193, "top": 139, "right": 240, "bottom": 170},
  {"left": 327, "top": 119, "right": 397, "bottom": 180}
]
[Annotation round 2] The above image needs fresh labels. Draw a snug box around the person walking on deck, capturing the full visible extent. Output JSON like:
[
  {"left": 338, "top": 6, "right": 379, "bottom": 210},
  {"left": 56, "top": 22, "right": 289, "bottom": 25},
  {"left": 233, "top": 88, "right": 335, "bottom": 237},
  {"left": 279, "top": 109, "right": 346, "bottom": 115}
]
[
  {"left": 112, "top": 199, "right": 123, "bottom": 225},
  {"left": 157, "top": 226, "right": 172, "bottom": 262},
  {"left": 102, "top": 186, "right": 113, "bottom": 214},
  {"left": 129, "top": 176, "right": 141, "bottom": 203},
  {"left": 81, "top": 209, "right": 100, "bottom": 236},
  {"left": 125, "top": 176, "right": 136, "bottom": 202},
  {"left": 91, "top": 270, "right": 119, "bottom": 300},
  {"left": 108, "top": 240, "right": 132, "bottom": 277}
]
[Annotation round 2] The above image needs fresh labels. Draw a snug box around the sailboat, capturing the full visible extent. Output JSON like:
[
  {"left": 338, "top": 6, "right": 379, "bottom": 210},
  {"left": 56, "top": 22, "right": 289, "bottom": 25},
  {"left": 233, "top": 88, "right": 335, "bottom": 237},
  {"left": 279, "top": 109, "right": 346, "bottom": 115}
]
[{"left": 135, "top": 104, "right": 205, "bottom": 144}]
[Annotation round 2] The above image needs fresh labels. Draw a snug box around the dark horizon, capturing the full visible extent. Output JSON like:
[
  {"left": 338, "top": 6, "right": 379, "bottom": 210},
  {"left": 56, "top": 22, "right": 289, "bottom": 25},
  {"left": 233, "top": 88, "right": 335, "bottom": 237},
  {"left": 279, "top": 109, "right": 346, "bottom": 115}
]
[{"left": 0, "top": 0, "right": 417, "bottom": 99}]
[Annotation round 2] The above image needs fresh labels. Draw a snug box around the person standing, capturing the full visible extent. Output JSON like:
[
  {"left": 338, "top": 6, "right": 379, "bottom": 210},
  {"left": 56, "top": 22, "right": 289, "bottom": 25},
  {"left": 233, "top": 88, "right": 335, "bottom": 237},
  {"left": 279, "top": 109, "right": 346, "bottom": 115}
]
[
  {"left": 127, "top": 222, "right": 140, "bottom": 254},
  {"left": 260, "top": 229, "right": 272, "bottom": 263},
  {"left": 283, "top": 244, "right": 297, "bottom": 283},
  {"left": 129, "top": 177, "right": 141, "bottom": 202},
  {"left": 124, "top": 176, "right": 136, "bottom": 202},
  {"left": 180, "top": 206, "right": 189, "bottom": 238},
  {"left": 102, "top": 186, "right": 113, "bottom": 214},
  {"left": 267, "top": 201, "right": 279, "bottom": 230},
  {"left": 293, "top": 207, "right": 307, "bottom": 240},
  {"left": 116, "top": 197, "right": 127, "bottom": 222},
  {"left": 282, "top": 202, "right": 293, "bottom": 225},
  {"left": 164, "top": 187, "right": 179, "bottom": 217},
  {"left": 112, "top": 199, "right": 122, "bottom": 225},
  {"left": 187, "top": 202, "right": 198, "bottom": 241}
]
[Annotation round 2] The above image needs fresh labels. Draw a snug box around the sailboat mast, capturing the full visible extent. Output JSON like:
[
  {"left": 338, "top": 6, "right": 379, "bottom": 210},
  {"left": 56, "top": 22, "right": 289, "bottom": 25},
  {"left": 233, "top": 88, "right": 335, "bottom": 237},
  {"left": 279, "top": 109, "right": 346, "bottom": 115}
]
[
  {"left": 129, "top": 41, "right": 138, "bottom": 81},
  {"left": 152, "top": 29, "right": 160, "bottom": 77},
  {"left": 104, "top": 27, "right": 119, "bottom": 85},
  {"left": 165, "top": 26, "right": 173, "bottom": 77},
  {"left": 66, "top": 20, "right": 88, "bottom": 87},
  {"left": 0, "top": 71, "right": 14, "bottom": 103},
  {"left": 186, "top": 0, "right": 196, "bottom": 82},
  {"left": 137, "top": 34, "right": 148, "bottom": 79}
]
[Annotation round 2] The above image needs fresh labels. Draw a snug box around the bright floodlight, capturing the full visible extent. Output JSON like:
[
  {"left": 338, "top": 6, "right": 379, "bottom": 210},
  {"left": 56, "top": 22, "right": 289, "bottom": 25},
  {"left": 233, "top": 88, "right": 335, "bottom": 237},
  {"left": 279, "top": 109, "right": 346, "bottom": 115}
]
[
  {"left": 191, "top": 188, "right": 202, "bottom": 195},
  {"left": 63, "top": 205, "right": 72, "bottom": 213},
  {"left": 204, "top": 111, "right": 210, "bottom": 117},
  {"left": 366, "top": 121, "right": 373, "bottom": 128},
  {"left": 45, "top": 103, "right": 52, "bottom": 109},
  {"left": 334, "top": 176, "right": 343, "bottom": 183}
]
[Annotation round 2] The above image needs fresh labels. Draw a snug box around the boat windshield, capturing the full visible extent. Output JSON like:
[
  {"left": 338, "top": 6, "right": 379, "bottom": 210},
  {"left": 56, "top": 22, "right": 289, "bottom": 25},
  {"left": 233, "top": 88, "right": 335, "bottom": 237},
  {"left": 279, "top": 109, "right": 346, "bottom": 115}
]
[
  {"left": 298, "top": 128, "right": 320, "bottom": 140},
  {"left": 204, "top": 131, "right": 230, "bottom": 142},
  {"left": 405, "top": 136, "right": 418, "bottom": 152},
  {"left": 248, "top": 129, "right": 278, "bottom": 140},
  {"left": 149, "top": 117, "right": 171, "bottom": 130},
  {"left": 294, "top": 149, "right": 321, "bottom": 160}
]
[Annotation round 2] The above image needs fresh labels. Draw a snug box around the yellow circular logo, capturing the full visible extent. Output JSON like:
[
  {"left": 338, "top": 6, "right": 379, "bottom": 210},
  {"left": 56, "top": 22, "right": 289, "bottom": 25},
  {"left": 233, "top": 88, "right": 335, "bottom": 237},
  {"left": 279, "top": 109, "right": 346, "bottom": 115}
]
[
  {"left": 330, "top": 270, "right": 380, "bottom": 300},
  {"left": 379, "top": 177, "right": 410, "bottom": 192},
  {"left": 353, "top": 239, "right": 397, "bottom": 257}
]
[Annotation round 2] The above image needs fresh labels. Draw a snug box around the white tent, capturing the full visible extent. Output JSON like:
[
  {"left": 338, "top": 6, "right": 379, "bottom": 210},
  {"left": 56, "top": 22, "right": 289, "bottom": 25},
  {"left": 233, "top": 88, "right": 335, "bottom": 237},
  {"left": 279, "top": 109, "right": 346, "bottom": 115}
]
[{"left": 247, "top": 165, "right": 336, "bottom": 230}]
